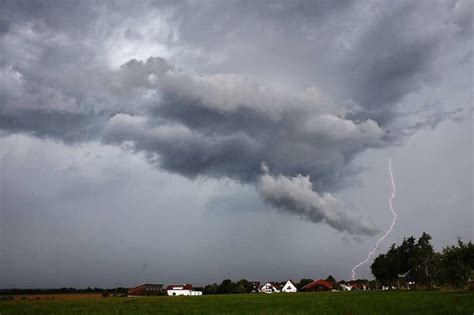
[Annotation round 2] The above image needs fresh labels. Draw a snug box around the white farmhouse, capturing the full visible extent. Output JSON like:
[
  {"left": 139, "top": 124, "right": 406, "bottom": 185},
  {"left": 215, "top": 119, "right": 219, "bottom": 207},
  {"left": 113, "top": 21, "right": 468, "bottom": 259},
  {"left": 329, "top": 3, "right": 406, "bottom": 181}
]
[
  {"left": 281, "top": 280, "right": 297, "bottom": 293},
  {"left": 166, "top": 284, "right": 202, "bottom": 296},
  {"left": 259, "top": 282, "right": 281, "bottom": 294}
]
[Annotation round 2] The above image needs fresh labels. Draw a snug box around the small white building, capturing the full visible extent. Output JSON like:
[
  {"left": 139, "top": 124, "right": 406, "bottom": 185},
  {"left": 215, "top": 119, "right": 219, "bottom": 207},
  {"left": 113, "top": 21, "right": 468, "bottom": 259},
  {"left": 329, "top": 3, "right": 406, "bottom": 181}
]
[
  {"left": 341, "top": 281, "right": 369, "bottom": 291},
  {"left": 166, "top": 284, "right": 202, "bottom": 296},
  {"left": 259, "top": 282, "right": 281, "bottom": 294},
  {"left": 281, "top": 280, "right": 297, "bottom": 293}
]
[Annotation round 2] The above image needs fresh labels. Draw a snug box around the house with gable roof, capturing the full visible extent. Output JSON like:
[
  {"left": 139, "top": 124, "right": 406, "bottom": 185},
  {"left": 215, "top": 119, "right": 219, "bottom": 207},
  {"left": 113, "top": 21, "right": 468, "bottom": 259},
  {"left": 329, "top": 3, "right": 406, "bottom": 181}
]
[
  {"left": 281, "top": 280, "right": 297, "bottom": 293},
  {"left": 259, "top": 282, "right": 281, "bottom": 293}
]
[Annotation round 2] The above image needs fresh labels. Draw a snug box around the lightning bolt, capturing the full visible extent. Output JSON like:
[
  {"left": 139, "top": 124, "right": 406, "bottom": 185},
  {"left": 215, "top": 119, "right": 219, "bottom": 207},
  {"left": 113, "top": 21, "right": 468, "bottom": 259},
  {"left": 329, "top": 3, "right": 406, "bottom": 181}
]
[{"left": 351, "top": 158, "right": 397, "bottom": 281}]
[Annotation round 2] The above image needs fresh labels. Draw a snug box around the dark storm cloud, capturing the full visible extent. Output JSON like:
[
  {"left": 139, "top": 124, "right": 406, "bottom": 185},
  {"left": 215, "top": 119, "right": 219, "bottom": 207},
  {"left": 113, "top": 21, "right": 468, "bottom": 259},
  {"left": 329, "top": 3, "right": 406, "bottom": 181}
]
[
  {"left": 0, "top": 108, "right": 108, "bottom": 143},
  {"left": 101, "top": 61, "right": 383, "bottom": 235},
  {"left": 344, "top": 3, "right": 435, "bottom": 106},
  {"left": 102, "top": 114, "right": 263, "bottom": 181},
  {"left": 159, "top": 0, "right": 470, "bottom": 124},
  {"left": 345, "top": 1, "right": 471, "bottom": 122},
  {"left": 0, "top": 0, "right": 471, "bottom": 236}
]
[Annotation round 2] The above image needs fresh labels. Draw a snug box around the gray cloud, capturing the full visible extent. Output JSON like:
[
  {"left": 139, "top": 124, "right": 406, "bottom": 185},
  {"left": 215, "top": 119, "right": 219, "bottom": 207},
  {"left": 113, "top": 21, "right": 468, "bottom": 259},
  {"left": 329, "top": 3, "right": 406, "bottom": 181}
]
[
  {"left": 102, "top": 113, "right": 262, "bottom": 181},
  {"left": 160, "top": 1, "right": 471, "bottom": 123},
  {"left": 257, "top": 164, "right": 379, "bottom": 235},
  {"left": 0, "top": 108, "right": 107, "bottom": 143},
  {"left": 0, "top": 0, "right": 471, "bottom": 237},
  {"left": 99, "top": 59, "right": 387, "bottom": 234}
]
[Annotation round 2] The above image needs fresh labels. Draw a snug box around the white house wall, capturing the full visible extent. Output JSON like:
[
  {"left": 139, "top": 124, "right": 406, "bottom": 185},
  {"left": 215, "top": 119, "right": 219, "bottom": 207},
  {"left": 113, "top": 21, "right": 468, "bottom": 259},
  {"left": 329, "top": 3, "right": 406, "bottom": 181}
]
[
  {"left": 281, "top": 281, "right": 297, "bottom": 293},
  {"left": 259, "top": 283, "right": 280, "bottom": 294},
  {"left": 167, "top": 289, "right": 202, "bottom": 296}
]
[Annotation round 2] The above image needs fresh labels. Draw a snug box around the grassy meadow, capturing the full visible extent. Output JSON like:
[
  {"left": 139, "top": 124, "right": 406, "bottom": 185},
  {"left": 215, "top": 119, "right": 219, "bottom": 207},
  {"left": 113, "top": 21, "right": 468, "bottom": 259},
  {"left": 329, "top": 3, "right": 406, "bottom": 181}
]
[{"left": 0, "top": 290, "right": 473, "bottom": 315}]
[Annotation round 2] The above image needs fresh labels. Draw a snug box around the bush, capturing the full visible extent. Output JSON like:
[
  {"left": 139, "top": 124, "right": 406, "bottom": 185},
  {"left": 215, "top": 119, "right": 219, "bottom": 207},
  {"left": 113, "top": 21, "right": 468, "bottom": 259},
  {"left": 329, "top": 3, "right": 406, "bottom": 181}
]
[
  {"left": 102, "top": 292, "right": 110, "bottom": 298},
  {"left": 0, "top": 295, "right": 13, "bottom": 301}
]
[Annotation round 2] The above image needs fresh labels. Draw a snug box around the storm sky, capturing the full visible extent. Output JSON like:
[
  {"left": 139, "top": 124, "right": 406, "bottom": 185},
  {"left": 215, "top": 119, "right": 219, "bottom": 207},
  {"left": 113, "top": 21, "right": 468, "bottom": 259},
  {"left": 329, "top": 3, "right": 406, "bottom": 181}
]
[{"left": 0, "top": 0, "right": 472, "bottom": 288}]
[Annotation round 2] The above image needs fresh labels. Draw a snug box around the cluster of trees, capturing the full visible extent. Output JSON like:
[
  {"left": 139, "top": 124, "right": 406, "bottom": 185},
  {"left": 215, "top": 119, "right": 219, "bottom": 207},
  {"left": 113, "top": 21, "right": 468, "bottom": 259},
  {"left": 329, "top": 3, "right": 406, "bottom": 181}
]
[
  {"left": 371, "top": 233, "right": 474, "bottom": 289},
  {"left": 200, "top": 279, "right": 254, "bottom": 294}
]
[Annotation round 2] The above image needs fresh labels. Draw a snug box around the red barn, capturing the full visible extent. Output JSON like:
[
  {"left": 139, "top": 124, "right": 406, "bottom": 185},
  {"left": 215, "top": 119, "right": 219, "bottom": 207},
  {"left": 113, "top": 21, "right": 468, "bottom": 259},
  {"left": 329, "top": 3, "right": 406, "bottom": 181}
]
[{"left": 301, "top": 279, "right": 333, "bottom": 292}]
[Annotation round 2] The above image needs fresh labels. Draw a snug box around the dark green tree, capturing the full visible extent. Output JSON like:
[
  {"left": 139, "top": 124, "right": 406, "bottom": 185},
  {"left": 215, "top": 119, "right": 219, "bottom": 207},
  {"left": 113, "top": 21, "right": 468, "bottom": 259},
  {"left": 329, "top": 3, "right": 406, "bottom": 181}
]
[
  {"left": 439, "top": 239, "right": 474, "bottom": 288},
  {"left": 296, "top": 279, "right": 313, "bottom": 290},
  {"left": 371, "top": 243, "right": 401, "bottom": 286},
  {"left": 371, "top": 233, "right": 440, "bottom": 288},
  {"left": 218, "top": 279, "right": 237, "bottom": 294},
  {"left": 236, "top": 279, "right": 253, "bottom": 293},
  {"left": 397, "top": 236, "right": 416, "bottom": 280},
  {"left": 325, "top": 275, "right": 337, "bottom": 287},
  {"left": 327, "top": 275, "right": 344, "bottom": 290},
  {"left": 371, "top": 233, "right": 474, "bottom": 289},
  {"left": 412, "top": 233, "right": 437, "bottom": 288},
  {"left": 203, "top": 283, "right": 218, "bottom": 295}
]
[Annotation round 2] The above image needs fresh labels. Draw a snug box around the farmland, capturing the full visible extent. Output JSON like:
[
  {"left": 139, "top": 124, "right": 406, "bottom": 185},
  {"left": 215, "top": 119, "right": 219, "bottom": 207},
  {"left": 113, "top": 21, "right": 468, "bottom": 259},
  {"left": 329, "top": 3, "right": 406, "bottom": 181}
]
[{"left": 0, "top": 290, "right": 473, "bottom": 314}]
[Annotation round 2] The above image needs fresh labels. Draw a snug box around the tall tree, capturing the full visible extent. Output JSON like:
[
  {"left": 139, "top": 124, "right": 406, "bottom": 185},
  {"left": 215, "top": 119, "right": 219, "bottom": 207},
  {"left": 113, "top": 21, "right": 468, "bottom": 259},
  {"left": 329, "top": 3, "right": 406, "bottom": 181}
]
[
  {"left": 439, "top": 239, "right": 474, "bottom": 288},
  {"left": 203, "top": 283, "right": 218, "bottom": 295},
  {"left": 218, "top": 279, "right": 237, "bottom": 294},
  {"left": 397, "top": 236, "right": 416, "bottom": 280},
  {"left": 412, "top": 233, "right": 437, "bottom": 288},
  {"left": 297, "top": 279, "right": 313, "bottom": 290},
  {"left": 325, "top": 275, "right": 337, "bottom": 287},
  {"left": 371, "top": 245, "right": 400, "bottom": 286},
  {"left": 236, "top": 279, "right": 253, "bottom": 293}
]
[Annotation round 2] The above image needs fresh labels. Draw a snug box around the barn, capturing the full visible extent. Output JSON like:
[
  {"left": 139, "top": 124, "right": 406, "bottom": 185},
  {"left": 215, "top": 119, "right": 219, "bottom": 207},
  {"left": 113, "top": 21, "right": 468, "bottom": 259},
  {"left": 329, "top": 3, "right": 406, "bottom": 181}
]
[
  {"left": 301, "top": 279, "right": 333, "bottom": 292},
  {"left": 128, "top": 283, "right": 163, "bottom": 296}
]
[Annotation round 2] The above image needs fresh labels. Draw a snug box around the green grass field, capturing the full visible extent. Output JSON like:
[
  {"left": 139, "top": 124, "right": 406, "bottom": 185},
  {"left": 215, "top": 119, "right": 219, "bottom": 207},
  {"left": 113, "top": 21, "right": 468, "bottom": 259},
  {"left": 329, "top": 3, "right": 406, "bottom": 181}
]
[{"left": 0, "top": 291, "right": 473, "bottom": 315}]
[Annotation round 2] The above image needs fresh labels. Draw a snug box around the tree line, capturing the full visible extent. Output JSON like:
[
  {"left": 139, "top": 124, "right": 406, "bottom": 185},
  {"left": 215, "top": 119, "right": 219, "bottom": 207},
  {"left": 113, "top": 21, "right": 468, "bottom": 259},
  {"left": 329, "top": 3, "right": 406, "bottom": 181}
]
[{"left": 371, "top": 232, "right": 474, "bottom": 289}]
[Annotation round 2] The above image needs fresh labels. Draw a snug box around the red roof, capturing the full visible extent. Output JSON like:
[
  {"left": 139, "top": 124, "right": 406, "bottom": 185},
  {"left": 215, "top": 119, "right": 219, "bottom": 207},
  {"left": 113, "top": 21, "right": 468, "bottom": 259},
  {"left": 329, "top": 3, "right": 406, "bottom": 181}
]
[
  {"left": 302, "top": 279, "right": 333, "bottom": 290},
  {"left": 166, "top": 284, "right": 193, "bottom": 290}
]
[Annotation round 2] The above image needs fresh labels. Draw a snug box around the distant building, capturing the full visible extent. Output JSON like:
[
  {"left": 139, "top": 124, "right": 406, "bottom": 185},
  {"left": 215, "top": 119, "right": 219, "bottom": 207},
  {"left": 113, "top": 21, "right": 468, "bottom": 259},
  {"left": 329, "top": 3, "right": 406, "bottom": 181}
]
[
  {"left": 259, "top": 282, "right": 281, "bottom": 294},
  {"left": 340, "top": 280, "right": 369, "bottom": 291},
  {"left": 166, "top": 284, "right": 202, "bottom": 296},
  {"left": 345, "top": 280, "right": 369, "bottom": 291},
  {"left": 281, "top": 280, "right": 297, "bottom": 293},
  {"left": 249, "top": 281, "right": 261, "bottom": 293},
  {"left": 301, "top": 279, "right": 333, "bottom": 292},
  {"left": 128, "top": 284, "right": 163, "bottom": 296}
]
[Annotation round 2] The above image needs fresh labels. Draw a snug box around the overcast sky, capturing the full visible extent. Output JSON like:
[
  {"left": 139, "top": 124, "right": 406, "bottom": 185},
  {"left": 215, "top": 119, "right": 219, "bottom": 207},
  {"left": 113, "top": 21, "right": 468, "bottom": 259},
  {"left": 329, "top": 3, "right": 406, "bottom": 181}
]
[{"left": 0, "top": 0, "right": 472, "bottom": 288}]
